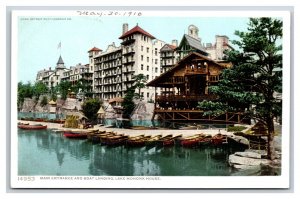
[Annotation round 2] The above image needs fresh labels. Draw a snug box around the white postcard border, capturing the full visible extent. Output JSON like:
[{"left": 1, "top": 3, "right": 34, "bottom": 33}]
[{"left": 11, "top": 9, "right": 291, "bottom": 189}]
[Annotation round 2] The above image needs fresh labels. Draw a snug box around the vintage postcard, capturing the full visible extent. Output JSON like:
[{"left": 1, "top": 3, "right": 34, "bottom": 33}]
[{"left": 11, "top": 9, "right": 290, "bottom": 188}]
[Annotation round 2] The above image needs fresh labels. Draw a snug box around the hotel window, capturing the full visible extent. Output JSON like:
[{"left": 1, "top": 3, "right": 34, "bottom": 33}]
[
  {"left": 141, "top": 92, "right": 144, "bottom": 97},
  {"left": 141, "top": 64, "right": 144, "bottom": 70},
  {"left": 146, "top": 75, "right": 149, "bottom": 80},
  {"left": 147, "top": 65, "right": 149, "bottom": 71},
  {"left": 147, "top": 92, "right": 149, "bottom": 98},
  {"left": 147, "top": 57, "right": 149, "bottom": 62},
  {"left": 155, "top": 67, "right": 158, "bottom": 73},
  {"left": 146, "top": 47, "right": 149, "bottom": 53},
  {"left": 155, "top": 48, "right": 158, "bottom": 56},
  {"left": 155, "top": 59, "right": 158, "bottom": 64},
  {"left": 141, "top": 55, "right": 143, "bottom": 61},
  {"left": 141, "top": 46, "right": 143, "bottom": 51}
]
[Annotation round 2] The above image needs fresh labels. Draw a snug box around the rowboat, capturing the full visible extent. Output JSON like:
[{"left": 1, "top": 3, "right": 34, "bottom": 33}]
[
  {"left": 100, "top": 133, "right": 123, "bottom": 145},
  {"left": 145, "top": 135, "right": 162, "bottom": 146},
  {"left": 198, "top": 135, "right": 212, "bottom": 146},
  {"left": 157, "top": 134, "right": 175, "bottom": 147},
  {"left": 180, "top": 134, "right": 204, "bottom": 148},
  {"left": 18, "top": 123, "right": 47, "bottom": 130},
  {"left": 63, "top": 131, "right": 87, "bottom": 139},
  {"left": 126, "top": 135, "right": 151, "bottom": 147},
  {"left": 105, "top": 135, "right": 129, "bottom": 147},
  {"left": 211, "top": 133, "right": 227, "bottom": 145},
  {"left": 34, "top": 118, "right": 45, "bottom": 122}
]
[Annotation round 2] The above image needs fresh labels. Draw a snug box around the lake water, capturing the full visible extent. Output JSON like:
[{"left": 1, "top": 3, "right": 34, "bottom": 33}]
[{"left": 18, "top": 129, "right": 254, "bottom": 176}]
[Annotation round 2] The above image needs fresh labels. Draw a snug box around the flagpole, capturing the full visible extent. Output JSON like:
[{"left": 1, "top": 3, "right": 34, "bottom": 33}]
[{"left": 58, "top": 41, "right": 62, "bottom": 55}]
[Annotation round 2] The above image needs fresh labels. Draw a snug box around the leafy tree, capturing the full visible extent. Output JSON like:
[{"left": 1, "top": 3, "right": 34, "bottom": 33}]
[
  {"left": 81, "top": 98, "right": 102, "bottom": 121},
  {"left": 198, "top": 18, "right": 282, "bottom": 160},
  {"left": 57, "top": 81, "right": 72, "bottom": 100},
  {"left": 132, "top": 74, "right": 147, "bottom": 100},
  {"left": 122, "top": 87, "right": 135, "bottom": 118},
  {"left": 17, "top": 81, "right": 34, "bottom": 108},
  {"left": 73, "top": 79, "right": 93, "bottom": 98},
  {"left": 33, "top": 81, "right": 48, "bottom": 99}
]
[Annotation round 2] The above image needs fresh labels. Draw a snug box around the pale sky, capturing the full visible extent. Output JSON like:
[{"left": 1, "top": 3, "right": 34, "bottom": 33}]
[{"left": 17, "top": 15, "right": 250, "bottom": 82}]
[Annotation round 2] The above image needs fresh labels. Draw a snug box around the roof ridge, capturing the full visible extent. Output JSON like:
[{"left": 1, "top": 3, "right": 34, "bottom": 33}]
[{"left": 119, "top": 25, "right": 156, "bottom": 39}]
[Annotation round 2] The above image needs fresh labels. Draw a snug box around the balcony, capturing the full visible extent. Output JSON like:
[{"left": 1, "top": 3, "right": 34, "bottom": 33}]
[
  {"left": 155, "top": 94, "right": 218, "bottom": 102},
  {"left": 164, "top": 76, "right": 185, "bottom": 84},
  {"left": 123, "top": 67, "right": 134, "bottom": 73},
  {"left": 122, "top": 50, "right": 135, "bottom": 56},
  {"left": 121, "top": 38, "right": 135, "bottom": 45},
  {"left": 185, "top": 67, "right": 207, "bottom": 75},
  {"left": 123, "top": 59, "right": 135, "bottom": 65}
]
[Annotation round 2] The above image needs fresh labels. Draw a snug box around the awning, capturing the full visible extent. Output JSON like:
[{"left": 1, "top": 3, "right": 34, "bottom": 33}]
[
  {"left": 48, "top": 100, "right": 57, "bottom": 105},
  {"left": 97, "top": 107, "right": 105, "bottom": 114}
]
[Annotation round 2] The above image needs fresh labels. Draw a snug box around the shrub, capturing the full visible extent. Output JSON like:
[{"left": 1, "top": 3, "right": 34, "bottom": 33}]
[
  {"left": 227, "top": 126, "right": 247, "bottom": 132},
  {"left": 81, "top": 98, "right": 102, "bottom": 121},
  {"left": 40, "top": 96, "right": 48, "bottom": 107}
]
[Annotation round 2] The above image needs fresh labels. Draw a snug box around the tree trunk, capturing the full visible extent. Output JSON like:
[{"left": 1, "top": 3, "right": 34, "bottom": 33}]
[{"left": 266, "top": 117, "right": 276, "bottom": 160}]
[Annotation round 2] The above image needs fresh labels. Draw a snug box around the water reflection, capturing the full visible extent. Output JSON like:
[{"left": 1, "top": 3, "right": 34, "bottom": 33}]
[{"left": 18, "top": 129, "right": 244, "bottom": 176}]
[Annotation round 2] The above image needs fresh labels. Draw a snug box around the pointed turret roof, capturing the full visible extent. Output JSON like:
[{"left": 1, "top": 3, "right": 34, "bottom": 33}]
[
  {"left": 57, "top": 55, "right": 64, "bottom": 65},
  {"left": 119, "top": 25, "right": 156, "bottom": 40},
  {"left": 56, "top": 55, "right": 65, "bottom": 69}
]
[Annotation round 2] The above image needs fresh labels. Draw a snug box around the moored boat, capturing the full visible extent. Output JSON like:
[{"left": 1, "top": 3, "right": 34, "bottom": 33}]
[
  {"left": 211, "top": 133, "right": 227, "bottom": 145},
  {"left": 180, "top": 134, "right": 204, "bottom": 148},
  {"left": 105, "top": 135, "right": 129, "bottom": 147},
  {"left": 198, "top": 135, "right": 212, "bottom": 146},
  {"left": 63, "top": 131, "right": 87, "bottom": 139},
  {"left": 126, "top": 135, "right": 150, "bottom": 147},
  {"left": 34, "top": 118, "right": 45, "bottom": 122},
  {"left": 145, "top": 135, "right": 162, "bottom": 146},
  {"left": 18, "top": 124, "right": 47, "bottom": 130},
  {"left": 157, "top": 134, "right": 175, "bottom": 147}
]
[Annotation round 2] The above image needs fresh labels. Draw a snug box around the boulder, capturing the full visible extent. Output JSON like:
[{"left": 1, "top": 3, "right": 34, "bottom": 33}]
[
  {"left": 233, "top": 164, "right": 260, "bottom": 170},
  {"left": 245, "top": 149, "right": 267, "bottom": 156},
  {"left": 234, "top": 151, "right": 261, "bottom": 159},
  {"left": 229, "top": 154, "right": 271, "bottom": 166},
  {"left": 228, "top": 135, "right": 250, "bottom": 146}
]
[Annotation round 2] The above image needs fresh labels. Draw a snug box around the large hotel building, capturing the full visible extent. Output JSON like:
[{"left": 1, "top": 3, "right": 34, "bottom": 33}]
[
  {"left": 36, "top": 23, "right": 232, "bottom": 102},
  {"left": 92, "top": 23, "right": 165, "bottom": 101}
]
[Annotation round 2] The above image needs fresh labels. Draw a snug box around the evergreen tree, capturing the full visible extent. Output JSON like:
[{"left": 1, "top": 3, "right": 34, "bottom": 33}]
[
  {"left": 122, "top": 87, "right": 135, "bottom": 118},
  {"left": 198, "top": 18, "right": 282, "bottom": 160},
  {"left": 132, "top": 74, "right": 147, "bottom": 100}
]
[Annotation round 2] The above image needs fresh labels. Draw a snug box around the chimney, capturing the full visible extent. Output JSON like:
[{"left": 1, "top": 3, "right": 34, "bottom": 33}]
[
  {"left": 171, "top": 39, "right": 178, "bottom": 47},
  {"left": 123, "top": 23, "right": 128, "bottom": 34}
]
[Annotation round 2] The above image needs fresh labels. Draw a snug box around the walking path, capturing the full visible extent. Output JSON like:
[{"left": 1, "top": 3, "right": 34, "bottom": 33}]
[{"left": 18, "top": 120, "right": 235, "bottom": 137}]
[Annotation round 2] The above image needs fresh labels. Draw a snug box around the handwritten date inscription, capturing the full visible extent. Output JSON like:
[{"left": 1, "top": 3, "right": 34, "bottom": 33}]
[{"left": 77, "top": 11, "right": 142, "bottom": 17}]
